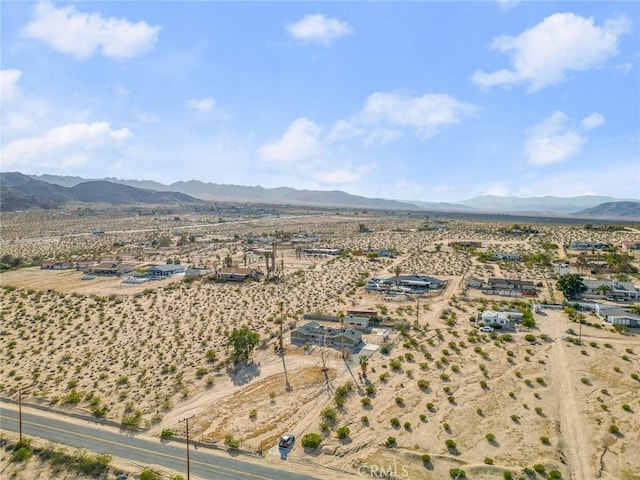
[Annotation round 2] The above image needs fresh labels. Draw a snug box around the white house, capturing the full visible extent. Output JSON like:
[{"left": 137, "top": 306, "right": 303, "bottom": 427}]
[{"left": 480, "top": 310, "right": 524, "bottom": 326}]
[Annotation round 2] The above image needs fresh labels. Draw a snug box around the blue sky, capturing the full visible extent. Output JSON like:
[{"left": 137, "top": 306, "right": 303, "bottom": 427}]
[{"left": 1, "top": 1, "right": 639, "bottom": 202}]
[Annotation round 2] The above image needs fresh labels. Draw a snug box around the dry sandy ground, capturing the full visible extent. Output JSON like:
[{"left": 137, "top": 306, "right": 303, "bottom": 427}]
[{"left": 1, "top": 210, "right": 639, "bottom": 479}]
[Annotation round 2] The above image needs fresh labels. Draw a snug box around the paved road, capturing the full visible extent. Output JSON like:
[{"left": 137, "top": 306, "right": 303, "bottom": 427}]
[{"left": 0, "top": 406, "right": 320, "bottom": 480}]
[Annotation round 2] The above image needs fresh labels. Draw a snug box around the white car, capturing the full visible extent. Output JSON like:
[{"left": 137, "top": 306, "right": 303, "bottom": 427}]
[{"left": 479, "top": 326, "right": 494, "bottom": 332}]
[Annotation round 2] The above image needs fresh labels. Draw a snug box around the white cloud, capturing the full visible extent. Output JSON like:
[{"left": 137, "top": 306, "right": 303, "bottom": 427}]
[
  {"left": 286, "top": 14, "right": 352, "bottom": 46},
  {"left": 313, "top": 164, "right": 370, "bottom": 185},
  {"left": 331, "top": 91, "right": 477, "bottom": 144},
  {"left": 258, "top": 117, "right": 322, "bottom": 163},
  {"left": 1, "top": 122, "right": 133, "bottom": 167},
  {"left": 186, "top": 98, "right": 216, "bottom": 112},
  {"left": 23, "top": 2, "right": 160, "bottom": 59},
  {"left": 496, "top": 0, "right": 521, "bottom": 10},
  {"left": 581, "top": 112, "right": 605, "bottom": 130},
  {"left": 1, "top": 69, "right": 22, "bottom": 104},
  {"left": 472, "top": 13, "right": 630, "bottom": 91},
  {"left": 482, "top": 183, "right": 510, "bottom": 196},
  {"left": 525, "top": 111, "right": 585, "bottom": 165}
]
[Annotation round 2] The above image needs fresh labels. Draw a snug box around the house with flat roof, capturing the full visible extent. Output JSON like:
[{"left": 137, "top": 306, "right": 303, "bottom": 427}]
[
  {"left": 480, "top": 310, "right": 524, "bottom": 326},
  {"left": 216, "top": 267, "right": 263, "bottom": 282},
  {"left": 344, "top": 315, "right": 370, "bottom": 330},
  {"left": 40, "top": 261, "right": 74, "bottom": 270},
  {"left": 583, "top": 279, "right": 639, "bottom": 300},
  {"left": 290, "top": 321, "right": 362, "bottom": 349},
  {"left": 146, "top": 264, "right": 185, "bottom": 278}
]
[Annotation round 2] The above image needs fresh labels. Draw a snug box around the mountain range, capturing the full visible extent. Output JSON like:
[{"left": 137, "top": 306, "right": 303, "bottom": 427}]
[{"left": 1, "top": 172, "right": 638, "bottom": 219}]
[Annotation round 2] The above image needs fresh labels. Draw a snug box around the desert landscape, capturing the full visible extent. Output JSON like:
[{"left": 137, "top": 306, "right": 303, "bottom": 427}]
[{"left": 1, "top": 206, "right": 639, "bottom": 480}]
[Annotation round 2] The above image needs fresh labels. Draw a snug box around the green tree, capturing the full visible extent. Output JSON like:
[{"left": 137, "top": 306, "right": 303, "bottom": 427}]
[
  {"left": 359, "top": 355, "right": 369, "bottom": 376},
  {"left": 228, "top": 325, "right": 261, "bottom": 362},
  {"left": 556, "top": 273, "right": 587, "bottom": 300}
]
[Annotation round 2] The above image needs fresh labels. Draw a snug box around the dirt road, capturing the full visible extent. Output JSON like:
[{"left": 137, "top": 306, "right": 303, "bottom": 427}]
[{"left": 549, "top": 317, "right": 593, "bottom": 480}]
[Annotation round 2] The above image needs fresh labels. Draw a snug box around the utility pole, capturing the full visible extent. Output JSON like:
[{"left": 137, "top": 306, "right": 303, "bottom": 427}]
[
  {"left": 178, "top": 415, "right": 195, "bottom": 480},
  {"left": 18, "top": 389, "right": 23, "bottom": 445}
]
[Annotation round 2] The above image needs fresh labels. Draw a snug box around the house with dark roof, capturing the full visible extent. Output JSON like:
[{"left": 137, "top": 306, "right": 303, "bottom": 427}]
[
  {"left": 40, "top": 261, "right": 74, "bottom": 270},
  {"left": 290, "top": 321, "right": 362, "bottom": 349}
]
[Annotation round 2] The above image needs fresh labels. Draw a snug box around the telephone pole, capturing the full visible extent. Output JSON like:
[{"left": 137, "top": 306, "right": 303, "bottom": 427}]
[
  {"left": 18, "top": 389, "right": 23, "bottom": 445},
  {"left": 178, "top": 415, "right": 195, "bottom": 480}
]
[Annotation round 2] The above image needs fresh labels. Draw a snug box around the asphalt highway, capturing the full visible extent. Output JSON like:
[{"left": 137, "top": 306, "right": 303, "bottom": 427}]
[{"left": 0, "top": 406, "right": 320, "bottom": 480}]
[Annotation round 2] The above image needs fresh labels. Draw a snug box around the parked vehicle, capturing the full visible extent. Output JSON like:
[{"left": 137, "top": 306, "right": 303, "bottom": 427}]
[
  {"left": 279, "top": 435, "right": 295, "bottom": 450},
  {"left": 479, "top": 326, "right": 494, "bottom": 332}
]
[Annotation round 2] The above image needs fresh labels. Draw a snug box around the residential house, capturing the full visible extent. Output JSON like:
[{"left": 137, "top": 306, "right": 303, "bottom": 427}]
[
  {"left": 76, "top": 260, "right": 96, "bottom": 271},
  {"left": 479, "top": 310, "right": 524, "bottom": 327},
  {"left": 290, "top": 321, "right": 362, "bottom": 349},
  {"left": 146, "top": 264, "right": 185, "bottom": 278},
  {"left": 569, "top": 241, "right": 610, "bottom": 251},
  {"left": 92, "top": 262, "right": 134, "bottom": 276},
  {"left": 40, "top": 261, "right": 74, "bottom": 270},
  {"left": 583, "top": 279, "right": 640, "bottom": 300},
  {"left": 216, "top": 267, "right": 263, "bottom": 282},
  {"left": 343, "top": 315, "right": 370, "bottom": 330},
  {"left": 597, "top": 306, "right": 640, "bottom": 328},
  {"left": 480, "top": 277, "right": 536, "bottom": 297}
]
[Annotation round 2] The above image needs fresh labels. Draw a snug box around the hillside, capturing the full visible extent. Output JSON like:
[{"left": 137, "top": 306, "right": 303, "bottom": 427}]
[
  {"left": 0, "top": 172, "right": 199, "bottom": 211},
  {"left": 459, "top": 195, "right": 625, "bottom": 214},
  {"left": 30, "top": 174, "right": 418, "bottom": 210},
  {"left": 573, "top": 201, "right": 640, "bottom": 219}
]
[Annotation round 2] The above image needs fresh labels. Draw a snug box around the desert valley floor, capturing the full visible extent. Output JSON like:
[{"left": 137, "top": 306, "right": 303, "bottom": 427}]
[{"left": 1, "top": 207, "right": 639, "bottom": 480}]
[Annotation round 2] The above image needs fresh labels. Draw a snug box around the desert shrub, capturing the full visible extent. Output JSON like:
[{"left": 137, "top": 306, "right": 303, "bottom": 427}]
[
  {"left": 485, "top": 433, "right": 496, "bottom": 442},
  {"left": 385, "top": 436, "right": 396, "bottom": 447},
  {"left": 622, "top": 404, "right": 631, "bottom": 412},
  {"left": 445, "top": 439, "right": 457, "bottom": 449},
  {"left": 503, "top": 472, "right": 513, "bottom": 480},
  {"left": 418, "top": 379, "right": 430, "bottom": 390},
  {"left": 421, "top": 453, "right": 431, "bottom": 463},
  {"left": 11, "top": 446, "right": 32, "bottom": 462},
  {"left": 321, "top": 407, "right": 337, "bottom": 422},
  {"left": 302, "top": 433, "right": 322, "bottom": 449},
  {"left": 160, "top": 429, "right": 173, "bottom": 439},
  {"left": 533, "top": 464, "right": 545, "bottom": 474},
  {"left": 484, "top": 457, "right": 494, "bottom": 465},
  {"left": 524, "top": 334, "right": 536, "bottom": 342},
  {"left": 224, "top": 434, "right": 240, "bottom": 450},
  {"left": 548, "top": 470, "right": 562, "bottom": 478},
  {"left": 140, "top": 470, "right": 161, "bottom": 480},
  {"left": 336, "top": 426, "right": 350, "bottom": 439},
  {"left": 361, "top": 397, "right": 371, "bottom": 407},
  {"left": 449, "top": 468, "right": 466, "bottom": 478},
  {"left": 540, "top": 436, "right": 550, "bottom": 445},
  {"left": 608, "top": 424, "right": 619, "bottom": 434},
  {"left": 395, "top": 396, "right": 404, "bottom": 405},
  {"left": 390, "top": 417, "right": 400, "bottom": 427}
]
